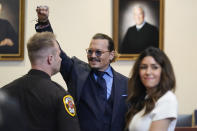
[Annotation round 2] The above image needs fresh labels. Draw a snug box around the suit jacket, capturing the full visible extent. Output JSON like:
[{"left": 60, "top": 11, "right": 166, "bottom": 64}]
[
  {"left": 35, "top": 21, "right": 128, "bottom": 131},
  {"left": 120, "top": 22, "right": 159, "bottom": 54}
]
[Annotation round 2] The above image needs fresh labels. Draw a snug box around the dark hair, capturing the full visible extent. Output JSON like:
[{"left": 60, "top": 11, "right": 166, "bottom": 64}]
[
  {"left": 92, "top": 33, "right": 114, "bottom": 51},
  {"left": 92, "top": 33, "right": 117, "bottom": 62},
  {"left": 125, "top": 47, "right": 176, "bottom": 129}
]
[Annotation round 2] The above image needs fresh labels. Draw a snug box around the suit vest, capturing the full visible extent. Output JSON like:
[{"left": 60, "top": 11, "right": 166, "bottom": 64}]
[{"left": 77, "top": 72, "right": 114, "bottom": 131}]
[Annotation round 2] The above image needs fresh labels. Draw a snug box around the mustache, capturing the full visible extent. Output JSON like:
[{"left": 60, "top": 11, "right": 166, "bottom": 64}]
[{"left": 88, "top": 57, "right": 100, "bottom": 62}]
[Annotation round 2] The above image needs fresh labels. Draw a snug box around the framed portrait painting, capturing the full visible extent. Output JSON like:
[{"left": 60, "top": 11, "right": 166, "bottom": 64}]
[
  {"left": 0, "top": 0, "right": 25, "bottom": 60},
  {"left": 113, "top": 0, "right": 164, "bottom": 60}
]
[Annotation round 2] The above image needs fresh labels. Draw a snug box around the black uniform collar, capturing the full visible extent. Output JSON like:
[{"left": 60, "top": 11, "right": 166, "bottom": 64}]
[{"left": 28, "top": 69, "right": 51, "bottom": 79}]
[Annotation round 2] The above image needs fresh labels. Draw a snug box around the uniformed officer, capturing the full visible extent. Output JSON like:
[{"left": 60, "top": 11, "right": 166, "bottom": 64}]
[{"left": 1, "top": 32, "right": 80, "bottom": 131}]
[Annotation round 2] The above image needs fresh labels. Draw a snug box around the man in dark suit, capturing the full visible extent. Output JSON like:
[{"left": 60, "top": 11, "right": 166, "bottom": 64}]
[
  {"left": 120, "top": 6, "right": 159, "bottom": 54},
  {"left": 1, "top": 32, "right": 80, "bottom": 131},
  {"left": 36, "top": 6, "right": 128, "bottom": 131}
]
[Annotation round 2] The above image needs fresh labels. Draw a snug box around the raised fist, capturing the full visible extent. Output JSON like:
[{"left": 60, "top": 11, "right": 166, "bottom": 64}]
[{"left": 36, "top": 5, "right": 49, "bottom": 22}]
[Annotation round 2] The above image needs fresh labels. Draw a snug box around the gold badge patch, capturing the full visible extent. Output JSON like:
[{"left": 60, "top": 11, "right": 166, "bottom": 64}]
[{"left": 63, "top": 95, "right": 76, "bottom": 117}]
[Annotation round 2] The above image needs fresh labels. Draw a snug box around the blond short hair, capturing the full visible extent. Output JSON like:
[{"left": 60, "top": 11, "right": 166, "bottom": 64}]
[{"left": 27, "top": 32, "right": 56, "bottom": 64}]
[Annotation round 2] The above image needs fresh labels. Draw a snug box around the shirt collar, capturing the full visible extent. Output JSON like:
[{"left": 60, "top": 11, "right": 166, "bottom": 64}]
[
  {"left": 92, "top": 66, "right": 113, "bottom": 78},
  {"left": 104, "top": 66, "right": 113, "bottom": 78},
  {"left": 28, "top": 69, "right": 51, "bottom": 79},
  {"left": 136, "top": 21, "right": 146, "bottom": 30}
]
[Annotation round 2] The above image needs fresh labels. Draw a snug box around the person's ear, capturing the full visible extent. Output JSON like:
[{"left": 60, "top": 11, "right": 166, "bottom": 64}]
[
  {"left": 47, "top": 55, "right": 53, "bottom": 65},
  {"left": 109, "top": 51, "right": 115, "bottom": 61}
]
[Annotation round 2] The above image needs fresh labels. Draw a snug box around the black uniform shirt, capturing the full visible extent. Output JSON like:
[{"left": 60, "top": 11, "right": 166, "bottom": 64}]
[{"left": 1, "top": 69, "right": 80, "bottom": 131}]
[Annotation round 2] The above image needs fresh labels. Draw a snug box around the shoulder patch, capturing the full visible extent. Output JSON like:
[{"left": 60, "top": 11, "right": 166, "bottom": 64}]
[{"left": 63, "top": 95, "right": 76, "bottom": 117}]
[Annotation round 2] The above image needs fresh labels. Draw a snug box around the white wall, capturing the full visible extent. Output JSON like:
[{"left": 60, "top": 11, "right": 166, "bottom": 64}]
[
  {"left": 0, "top": 0, "right": 197, "bottom": 114},
  {"left": 164, "top": 0, "right": 197, "bottom": 114}
]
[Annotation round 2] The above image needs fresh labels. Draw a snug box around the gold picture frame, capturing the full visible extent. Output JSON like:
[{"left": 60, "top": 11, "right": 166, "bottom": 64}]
[
  {"left": 113, "top": 0, "right": 164, "bottom": 60},
  {"left": 0, "top": 0, "right": 25, "bottom": 60}
]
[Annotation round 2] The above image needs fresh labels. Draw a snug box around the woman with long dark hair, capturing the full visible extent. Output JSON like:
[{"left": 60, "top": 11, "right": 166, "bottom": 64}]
[{"left": 125, "top": 47, "right": 178, "bottom": 131}]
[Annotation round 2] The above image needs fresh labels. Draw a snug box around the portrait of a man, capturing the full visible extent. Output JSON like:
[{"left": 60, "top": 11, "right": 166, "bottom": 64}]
[
  {"left": 0, "top": 1, "right": 19, "bottom": 55},
  {"left": 118, "top": 0, "right": 160, "bottom": 54}
]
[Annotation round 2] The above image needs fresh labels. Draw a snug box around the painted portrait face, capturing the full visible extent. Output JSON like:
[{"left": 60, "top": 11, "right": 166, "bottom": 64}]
[
  {"left": 87, "top": 39, "right": 114, "bottom": 71},
  {"left": 139, "top": 56, "right": 162, "bottom": 90},
  {"left": 133, "top": 7, "right": 145, "bottom": 25}
]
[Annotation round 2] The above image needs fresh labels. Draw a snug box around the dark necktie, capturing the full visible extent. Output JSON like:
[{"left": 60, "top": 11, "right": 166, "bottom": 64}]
[{"left": 95, "top": 71, "right": 107, "bottom": 102}]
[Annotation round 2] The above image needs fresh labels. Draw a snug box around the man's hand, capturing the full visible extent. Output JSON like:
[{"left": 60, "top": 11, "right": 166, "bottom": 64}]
[
  {"left": 36, "top": 5, "right": 49, "bottom": 22},
  {"left": 0, "top": 38, "right": 14, "bottom": 47}
]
